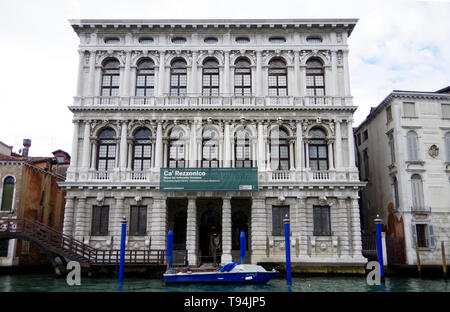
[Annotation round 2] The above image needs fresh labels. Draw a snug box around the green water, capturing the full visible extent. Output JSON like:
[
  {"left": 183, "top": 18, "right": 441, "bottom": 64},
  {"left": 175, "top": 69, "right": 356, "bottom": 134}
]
[{"left": 0, "top": 274, "right": 448, "bottom": 292}]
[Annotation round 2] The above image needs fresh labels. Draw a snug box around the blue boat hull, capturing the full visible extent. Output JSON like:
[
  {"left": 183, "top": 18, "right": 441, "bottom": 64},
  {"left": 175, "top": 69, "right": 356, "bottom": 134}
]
[{"left": 164, "top": 271, "right": 279, "bottom": 284}]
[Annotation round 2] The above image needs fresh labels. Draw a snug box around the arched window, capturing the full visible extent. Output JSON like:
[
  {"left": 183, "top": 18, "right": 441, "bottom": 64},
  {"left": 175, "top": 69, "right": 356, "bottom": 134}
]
[
  {"left": 132, "top": 128, "right": 152, "bottom": 171},
  {"left": 168, "top": 127, "right": 186, "bottom": 168},
  {"left": 234, "top": 58, "right": 252, "bottom": 98},
  {"left": 1, "top": 176, "right": 15, "bottom": 211},
  {"left": 309, "top": 128, "right": 328, "bottom": 171},
  {"left": 411, "top": 174, "right": 425, "bottom": 211},
  {"left": 306, "top": 58, "right": 325, "bottom": 103},
  {"left": 202, "top": 128, "right": 219, "bottom": 168},
  {"left": 97, "top": 128, "right": 116, "bottom": 171},
  {"left": 235, "top": 129, "right": 252, "bottom": 168},
  {"left": 202, "top": 58, "right": 220, "bottom": 97},
  {"left": 406, "top": 131, "right": 419, "bottom": 161},
  {"left": 446, "top": 132, "right": 450, "bottom": 162},
  {"left": 268, "top": 58, "right": 287, "bottom": 96},
  {"left": 135, "top": 59, "right": 155, "bottom": 100},
  {"left": 170, "top": 59, "right": 187, "bottom": 96},
  {"left": 270, "top": 127, "right": 290, "bottom": 170},
  {"left": 101, "top": 59, "right": 120, "bottom": 97}
]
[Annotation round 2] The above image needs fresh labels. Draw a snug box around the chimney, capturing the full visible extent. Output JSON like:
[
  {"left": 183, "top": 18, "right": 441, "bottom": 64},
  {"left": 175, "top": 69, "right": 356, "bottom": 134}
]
[{"left": 22, "top": 139, "right": 31, "bottom": 157}]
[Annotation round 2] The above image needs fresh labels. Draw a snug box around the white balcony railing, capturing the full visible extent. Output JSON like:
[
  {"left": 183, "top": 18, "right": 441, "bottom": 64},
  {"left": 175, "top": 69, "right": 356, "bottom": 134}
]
[
  {"left": 94, "top": 96, "right": 120, "bottom": 105},
  {"left": 310, "top": 170, "right": 331, "bottom": 181},
  {"left": 166, "top": 96, "right": 186, "bottom": 105},
  {"left": 270, "top": 170, "right": 293, "bottom": 181},
  {"left": 90, "top": 170, "right": 111, "bottom": 181},
  {"left": 129, "top": 170, "right": 151, "bottom": 181},
  {"left": 131, "top": 96, "right": 155, "bottom": 106}
]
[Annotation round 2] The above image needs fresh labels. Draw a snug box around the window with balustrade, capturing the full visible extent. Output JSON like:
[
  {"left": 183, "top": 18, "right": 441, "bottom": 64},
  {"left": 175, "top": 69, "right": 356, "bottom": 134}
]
[
  {"left": 269, "top": 127, "right": 290, "bottom": 170},
  {"left": 235, "top": 129, "right": 252, "bottom": 168},
  {"left": 268, "top": 58, "right": 287, "bottom": 96},
  {"left": 202, "top": 128, "right": 219, "bottom": 168},
  {"left": 168, "top": 127, "right": 186, "bottom": 168},
  {"left": 132, "top": 128, "right": 152, "bottom": 171},
  {"left": 101, "top": 58, "right": 120, "bottom": 97},
  {"left": 170, "top": 59, "right": 187, "bottom": 96},
  {"left": 1, "top": 176, "right": 15, "bottom": 211},
  {"left": 306, "top": 58, "right": 325, "bottom": 102},
  {"left": 97, "top": 128, "right": 117, "bottom": 171},
  {"left": 308, "top": 127, "right": 328, "bottom": 171},
  {"left": 135, "top": 58, "right": 155, "bottom": 100},
  {"left": 234, "top": 58, "right": 252, "bottom": 98},
  {"left": 202, "top": 58, "right": 220, "bottom": 98}
]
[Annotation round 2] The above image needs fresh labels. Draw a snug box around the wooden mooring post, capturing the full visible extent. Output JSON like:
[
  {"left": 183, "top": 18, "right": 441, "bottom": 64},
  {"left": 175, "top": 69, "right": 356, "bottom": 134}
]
[
  {"left": 442, "top": 241, "right": 447, "bottom": 279},
  {"left": 415, "top": 241, "right": 422, "bottom": 277}
]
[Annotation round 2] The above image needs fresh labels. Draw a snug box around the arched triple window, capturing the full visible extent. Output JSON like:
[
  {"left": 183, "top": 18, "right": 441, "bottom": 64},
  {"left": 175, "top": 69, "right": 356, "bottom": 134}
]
[
  {"left": 268, "top": 58, "right": 287, "bottom": 96},
  {"left": 170, "top": 59, "right": 187, "bottom": 96},
  {"left": 202, "top": 128, "right": 219, "bottom": 168},
  {"left": 132, "top": 128, "right": 152, "bottom": 171},
  {"left": 411, "top": 174, "right": 425, "bottom": 211},
  {"left": 309, "top": 128, "right": 328, "bottom": 171},
  {"left": 97, "top": 128, "right": 117, "bottom": 171},
  {"left": 1, "top": 176, "right": 15, "bottom": 211},
  {"left": 406, "top": 130, "right": 419, "bottom": 161},
  {"left": 269, "top": 127, "right": 290, "bottom": 170},
  {"left": 235, "top": 129, "right": 252, "bottom": 168},
  {"left": 234, "top": 58, "right": 252, "bottom": 97},
  {"left": 101, "top": 59, "right": 120, "bottom": 98},
  {"left": 306, "top": 58, "right": 325, "bottom": 103},
  {"left": 202, "top": 58, "right": 220, "bottom": 98},
  {"left": 135, "top": 58, "right": 155, "bottom": 102},
  {"left": 168, "top": 127, "right": 186, "bottom": 168}
]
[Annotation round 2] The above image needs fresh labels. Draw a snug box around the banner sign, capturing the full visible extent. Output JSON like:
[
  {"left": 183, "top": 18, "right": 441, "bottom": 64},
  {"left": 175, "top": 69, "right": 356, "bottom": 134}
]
[{"left": 160, "top": 168, "right": 258, "bottom": 191}]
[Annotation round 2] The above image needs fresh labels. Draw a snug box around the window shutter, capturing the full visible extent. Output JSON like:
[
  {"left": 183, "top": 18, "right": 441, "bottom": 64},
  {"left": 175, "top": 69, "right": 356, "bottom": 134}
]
[
  {"left": 139, "top": 206, "right": 147, "bottom": 235},
  {"left": 428, "top": 225, "right": 436, "bottom": 249},
  {"left": 272, "top": 207, "right": 280, "bottom": 236},
  {"left": 91, "top": 206, "right": 100, "bottom": 235},
  {"left": 313, "top": 207, "right": 321, "bottom": 236},
  {"left": 411, "top": 224, "right": 417, "bottom": 246},
  {"left": 407, "top": 132, "right": 418, "bottom": 161},
  {"left": 100, "top": 206, "right": 109, "bottom": 235}
]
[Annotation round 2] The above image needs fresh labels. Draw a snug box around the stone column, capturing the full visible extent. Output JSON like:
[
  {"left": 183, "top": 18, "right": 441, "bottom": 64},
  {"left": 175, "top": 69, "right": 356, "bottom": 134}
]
[
  {"left": 189, "top": 120, "right": 198, "bottom": 168},
  {"left": 251, "top": 197, "right": 267, "bottom": 263},
  {"left": 338, "top": 198, "right": 350, "bottom": 257},
  {"left": 113, "top": 196, "right": 126, "bottom": 249},
  {"left": 121, "top": 51, "right": 131, "bottom": 98},
  {"left": 347, "top": 119, "right": 356, "bottom": 170},
  {"left": 328, "top": 139, "right": 335, "bottom": 170},
  {"left": 63, "top": 196, "right": 75, "bottom": 236},
  {"left": 69, "top": 120, "right": 80, "bottom": 172},
  {"left": 224, "top": 121, "right": 231, "bottom": 167},
  {"left": 76, "top": 50, "right": 85, "bottom": 97},
  {"left": 256, "top": 51, "right": 263, "bottom": 97},
  {"left": 186, "top": 197, "right": 198, "bottom": 265},
  {"left": 289, "top": 140, "right": 295, "bottom": 170},
  {"left": 294, "top": 50, "right": 300, "bottom": 97},
  {"left": 158, "top": 51, "right": 165, "bottom": 96},
  {"left": 331, "top": 50, "right": 338, "bottom": 96},
  {"left": 349, "top": 198, "right": 364, "bottom": 260},
  {"left": 119, "top": 121, "right": 128, "bottom": 170},
  {"left": 74, "top": 197, "right": 87, "bottom": 241},
  {"left": 90, "top": 141, "right": 97, "bottom": 171},
  {"left": 190, "top": 51, "right": 198, "bottom": 96},
  {"left": 150, "top": 196, "right": 167, "bottom": 250},
  {"left": 81, "top": 121, "right": 91, "bottom": 169},
  {"left": 87, "top": 50, "right": 96, "bottom": 97},
  {"left": 343, "top": 50, "right": 351, "bottom": 97},
  {"left": 297, "top": 197, "right": 308, "bottom": 256},
  {"left": 221, "top": 197, "right": 232, "bottom": 264},
  {"left": 304, "top": 139, "right": 310, "bottom": 169},
  {"left": 335, "top": 119, "right": 342, "bottom": 170},
  {"left": 296, "top": 122, "right": 303, "bottom": 171},
  {"left": 223, "top": 51, "right": 230, "bottom": 96},
  {"left": 154, "top": 122, "right": 163, "bottom": 169},
  {"left": 299, "top": 64, "right": 306, "bottom": 97},
  {"left": 257, "top": 122, "right": 265, "bottom": 171}
]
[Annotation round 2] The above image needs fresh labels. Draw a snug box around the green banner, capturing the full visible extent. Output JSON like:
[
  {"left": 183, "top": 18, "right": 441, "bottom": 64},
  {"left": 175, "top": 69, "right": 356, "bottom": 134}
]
[{"left": 160, "top": 168, "right": 258, "bottom": 191}]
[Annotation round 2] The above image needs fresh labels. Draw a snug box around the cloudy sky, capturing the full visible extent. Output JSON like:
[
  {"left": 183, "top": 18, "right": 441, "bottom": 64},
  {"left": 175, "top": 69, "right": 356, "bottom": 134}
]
[{"left": 0, "top": 0, "right": 449, "bottom": 157}]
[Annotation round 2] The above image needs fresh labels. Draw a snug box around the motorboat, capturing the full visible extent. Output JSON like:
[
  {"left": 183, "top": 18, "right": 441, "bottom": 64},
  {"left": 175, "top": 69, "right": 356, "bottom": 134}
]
[{"left": 163, "top": 262, "right": 279, "bottom": 284}]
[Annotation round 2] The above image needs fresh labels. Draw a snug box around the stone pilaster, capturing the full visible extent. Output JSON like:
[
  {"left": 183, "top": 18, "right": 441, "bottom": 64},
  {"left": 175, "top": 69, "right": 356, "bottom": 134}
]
[
  {"left": 150, "top": 196, "right": 167, "bottom": 250},
  {"left": 221, "top": 197, "right": 232, "bottom": 264},
  {"left": 186, "top": 197, "right": 198, "bottom": 265},
  {"left": 251, "top": 197, "right": 267, "bottom": 263},
  {"left": 337, "top": 198, "right": 350, "bottom": 256},
  {"left": 74, "top": 197, "right": 87, "bottom": 241},
  {"left": 63, "top": 196, "right": 75, "bottom": 236},
  {"left": 297, "top": 197, "right": 308, "bottom": 256}
]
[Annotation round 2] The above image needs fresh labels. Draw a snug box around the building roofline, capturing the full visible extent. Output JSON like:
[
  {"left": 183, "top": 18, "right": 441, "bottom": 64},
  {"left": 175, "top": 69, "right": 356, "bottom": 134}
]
[
  {"left": 356, "top": 89, "right": 450, "bottom": 131},
  {"left": 69, "top": 18, "right": 358, "bottom": 36}
]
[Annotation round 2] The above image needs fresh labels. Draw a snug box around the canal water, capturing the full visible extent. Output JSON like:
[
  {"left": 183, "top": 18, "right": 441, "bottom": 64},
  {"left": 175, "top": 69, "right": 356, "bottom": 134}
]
[{"left": 0, "top": 274, "right": 448, "bottom": 292}]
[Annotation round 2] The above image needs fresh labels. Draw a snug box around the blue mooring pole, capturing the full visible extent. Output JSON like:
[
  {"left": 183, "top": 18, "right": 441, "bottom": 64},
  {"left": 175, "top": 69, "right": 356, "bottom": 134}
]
[
  {"left": 283, "top": 214, "right": 292, "bottom": 286},
  {"left": 374, "top": 214, "right": 385, "bottom": 281},
  {"left": 167, "top": 230, "right": 174, "bottom": 268},
  {"left": 240, "top": 231, "right": 246, "bottom": 264},
  {"left": 118, "top": 216, "right": 127, "bottom": 288}
]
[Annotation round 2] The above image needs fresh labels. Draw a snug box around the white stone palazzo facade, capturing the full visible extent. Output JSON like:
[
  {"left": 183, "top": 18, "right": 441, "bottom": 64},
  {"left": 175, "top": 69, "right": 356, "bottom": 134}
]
[{"left": 61, "top": 19, "right": 366, "bottom": 266}]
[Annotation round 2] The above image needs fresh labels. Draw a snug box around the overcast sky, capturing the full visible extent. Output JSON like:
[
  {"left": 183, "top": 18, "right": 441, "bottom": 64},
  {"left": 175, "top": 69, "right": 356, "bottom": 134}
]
[{"left": 0, "top": 0, "right": 449, "bottom": 157}]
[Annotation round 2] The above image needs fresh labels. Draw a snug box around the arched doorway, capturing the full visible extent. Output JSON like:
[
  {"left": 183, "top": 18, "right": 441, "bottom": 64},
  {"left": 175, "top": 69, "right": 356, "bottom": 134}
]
[{"left": 199, "top": 207, "right": 222, "bottom": 264}]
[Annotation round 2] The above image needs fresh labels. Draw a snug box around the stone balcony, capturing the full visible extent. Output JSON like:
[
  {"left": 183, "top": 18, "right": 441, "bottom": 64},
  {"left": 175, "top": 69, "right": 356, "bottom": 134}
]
[
  {"left": 67, "top": 168, "right": 358, "bottom": 186},
  {"left": 72, "top": 95, "right": 354, "bottom": 109}
]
